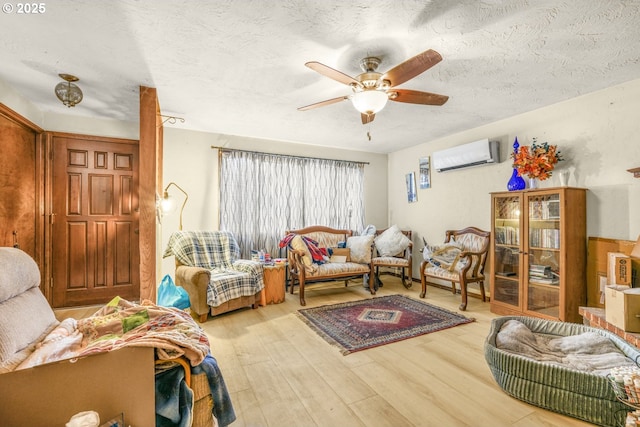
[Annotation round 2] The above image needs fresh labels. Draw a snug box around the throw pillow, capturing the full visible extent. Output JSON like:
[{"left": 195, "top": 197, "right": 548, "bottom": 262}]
[
  {"left": 346, "top": 235, "right": 375, "bottom": 264},
  {"left": 374, "top": 225, "right": 411, "bottom": 257},
  {"left": 289, "top": 235, "right": 313, "bottom": 267}
]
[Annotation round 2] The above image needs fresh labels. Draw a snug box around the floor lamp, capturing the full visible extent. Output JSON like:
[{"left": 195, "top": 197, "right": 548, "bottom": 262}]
[{"left": 161, "top": 182, "right": 188, "bottom": 230}]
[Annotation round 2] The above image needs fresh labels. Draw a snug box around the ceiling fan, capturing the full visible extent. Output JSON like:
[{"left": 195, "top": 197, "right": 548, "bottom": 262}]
[{"left": 298, "top": 49, "right": 449, "bottom": 125}]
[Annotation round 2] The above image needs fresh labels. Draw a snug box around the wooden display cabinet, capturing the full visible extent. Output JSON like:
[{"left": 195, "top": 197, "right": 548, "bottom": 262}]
[{"left": 490, "top": 187, "right": 587, "bottom": 322}]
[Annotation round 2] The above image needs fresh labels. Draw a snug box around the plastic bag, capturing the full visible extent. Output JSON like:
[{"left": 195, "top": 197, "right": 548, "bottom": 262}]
[{"left": 157, "top": 274, "right": 190, "bottom": 309}]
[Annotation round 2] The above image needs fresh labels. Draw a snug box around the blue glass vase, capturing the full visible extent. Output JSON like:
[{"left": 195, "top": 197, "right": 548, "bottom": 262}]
[{"left": 507, "top": 137, "right": 526, "bottom": 191}]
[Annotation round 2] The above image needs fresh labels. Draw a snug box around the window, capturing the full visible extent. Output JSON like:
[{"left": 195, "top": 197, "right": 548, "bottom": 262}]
[{"left": 219, "top": 149, "right": 365, "bottom": 258}]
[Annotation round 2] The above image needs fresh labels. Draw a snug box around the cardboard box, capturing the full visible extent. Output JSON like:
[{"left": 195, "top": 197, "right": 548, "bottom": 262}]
[
  {"left": 0, "top": 346, "right": 155, "bottom": 427},
  {"left": 587, "top": 237, "right": 639, "bottom": 307},
  {"left": 331, "top": 247, "right": 351, "bottom": 261},
  {"left": 608, "top": 252, "right": 632, "bottom": 286},
  {"left": 605, "top": 285, "right": 640, "bottom": 332}
]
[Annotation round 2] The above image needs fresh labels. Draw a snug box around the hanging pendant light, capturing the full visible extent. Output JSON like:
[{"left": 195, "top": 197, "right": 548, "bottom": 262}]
[{"left": 55, "top": 74, "right": 83, "bottom": 107}]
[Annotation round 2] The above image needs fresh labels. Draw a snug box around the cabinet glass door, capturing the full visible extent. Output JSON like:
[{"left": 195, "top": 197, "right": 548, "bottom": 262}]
[
  {"left": 493, "top": 194, "right": 522, "bottom": 309},
  {"left": 526, "top": 192, "right": 561, "bottom": 318}
]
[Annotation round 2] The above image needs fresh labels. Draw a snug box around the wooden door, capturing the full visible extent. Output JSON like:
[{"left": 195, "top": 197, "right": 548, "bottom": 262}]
[{"left": 52, "top": 134, "right": 140, "bottom": 307}]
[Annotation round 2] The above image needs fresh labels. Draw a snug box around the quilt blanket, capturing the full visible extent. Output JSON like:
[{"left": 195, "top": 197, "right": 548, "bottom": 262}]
[
  {"left": 17, "top": 296, "right": 211, "bottom": 369},
  {"left": 15, "top": 297, "right": 236, "bottom": 427}
]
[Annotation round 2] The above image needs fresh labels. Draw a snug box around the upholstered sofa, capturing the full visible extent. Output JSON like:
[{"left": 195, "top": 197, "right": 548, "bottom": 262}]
[
  {"left": 163, "top": 230, "right": 264, "bottom": 322},
  {"left": 282, "top": 226, "right": 374, "bottom": 306}
]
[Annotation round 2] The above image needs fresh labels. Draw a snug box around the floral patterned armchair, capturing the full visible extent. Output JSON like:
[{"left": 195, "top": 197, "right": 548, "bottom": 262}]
[{"left": 420, "top": 227, "right": 490, "bottom": 311}]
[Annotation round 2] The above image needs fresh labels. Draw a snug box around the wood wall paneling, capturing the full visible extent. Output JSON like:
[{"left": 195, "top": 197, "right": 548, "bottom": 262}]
[{"left": 0, "top": 103, "right": 45, "bottom": 293}]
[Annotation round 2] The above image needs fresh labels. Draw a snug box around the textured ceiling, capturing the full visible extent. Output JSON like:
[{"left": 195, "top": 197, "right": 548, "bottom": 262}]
[{"left": 2, "top": 0, "right": 640, "bottom": 153}]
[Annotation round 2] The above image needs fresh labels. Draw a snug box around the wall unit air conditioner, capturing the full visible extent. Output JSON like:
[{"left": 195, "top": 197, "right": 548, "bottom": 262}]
[{"left": 432, "top": 138, "right": 500, "bottom": 172}]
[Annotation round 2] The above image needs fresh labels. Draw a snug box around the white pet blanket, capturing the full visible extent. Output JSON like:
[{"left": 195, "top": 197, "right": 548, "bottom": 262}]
[{"left": 496, "top": 319, "right": 636, "bottom": 376}]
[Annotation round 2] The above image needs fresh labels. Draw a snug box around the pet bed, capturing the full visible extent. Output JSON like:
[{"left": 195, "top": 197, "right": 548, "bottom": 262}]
[{"left": 485, "top": 316, "right": 640, "bottom": 427}]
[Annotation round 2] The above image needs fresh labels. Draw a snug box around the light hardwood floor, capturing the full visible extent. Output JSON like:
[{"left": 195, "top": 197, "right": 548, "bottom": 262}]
[{"left": 197, "top": 276, "right": 595, "bottom": 427}]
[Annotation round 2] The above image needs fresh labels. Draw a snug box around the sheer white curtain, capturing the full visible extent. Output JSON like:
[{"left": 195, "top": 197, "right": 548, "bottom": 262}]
[{"left": 219, "top": 149, "right": 365, "bottom": 259}]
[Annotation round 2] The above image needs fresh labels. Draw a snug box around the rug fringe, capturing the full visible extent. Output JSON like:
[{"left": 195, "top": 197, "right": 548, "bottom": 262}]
[{"left": 295, "top": 312, "right": 354, "bottom": 355}]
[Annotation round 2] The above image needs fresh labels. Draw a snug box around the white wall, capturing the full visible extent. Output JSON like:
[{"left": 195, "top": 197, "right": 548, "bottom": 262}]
[
  {"left": 0, "top": 79, "right": 43, "bottom": 126},
  {"left": 160, "top": 129, "right": 389, "bottom": 278},
  {"left": 43, "top": 111, "right": 138, "bottom": 140},
  {"left": 0, "top": 79, "right": 139, "bottom": 140},
  {"left": 5, "top": 75, "right": 637, "bottom": 286},
  {"left": 389, "top": 78, "right": 640, "bottom": 279}
]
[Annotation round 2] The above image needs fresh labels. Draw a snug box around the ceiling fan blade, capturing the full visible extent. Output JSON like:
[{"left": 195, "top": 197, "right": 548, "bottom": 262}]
[
  {"left": 361, "top": 113, "right": 375, "bottom": 125},
  {"left": 388, "top": 89, "right": 449, "bottom": 106},
  {"left": 298, "top": 95, "right": 349, "bottom": 111},
  {"left": 305, "top": 61, "right": 361, "bottom": 87},
  {"left": 381, "top": 49, "right": 443, "bottom": 88}
]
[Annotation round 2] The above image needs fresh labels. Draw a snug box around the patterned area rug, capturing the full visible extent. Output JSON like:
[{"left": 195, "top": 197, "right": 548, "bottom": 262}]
[{"left": 297, "top": 294, "right": 475, "bottom": 355}]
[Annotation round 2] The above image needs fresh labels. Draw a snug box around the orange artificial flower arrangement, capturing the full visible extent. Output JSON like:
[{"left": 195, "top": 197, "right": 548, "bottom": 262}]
[{"left": 511, "top": 138, "right": 563, "bottom": 180}]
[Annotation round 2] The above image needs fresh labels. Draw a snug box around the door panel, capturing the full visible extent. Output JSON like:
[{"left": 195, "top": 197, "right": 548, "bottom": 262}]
[{"left": 52, "top": 135, "right": 140, "bottom": 307}]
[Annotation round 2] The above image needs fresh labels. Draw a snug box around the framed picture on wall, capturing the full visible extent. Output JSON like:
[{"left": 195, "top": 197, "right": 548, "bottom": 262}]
[
  {"left": 419, "top": 156, "right": 431, "bottom": 189},
  {"left": 406, "top": 172, "right": 417, "bottom": 203}
]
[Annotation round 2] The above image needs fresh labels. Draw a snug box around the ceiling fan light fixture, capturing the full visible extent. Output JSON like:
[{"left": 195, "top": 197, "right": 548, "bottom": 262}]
[
  {"left": 55, "top": 73, "right": 83, "bottom": 107},
  {"left": 299, "top": 49, "right": 447, "bottom": 123},
  {"left": 351, "top": 90, "right": 388, "bottom": 115}
]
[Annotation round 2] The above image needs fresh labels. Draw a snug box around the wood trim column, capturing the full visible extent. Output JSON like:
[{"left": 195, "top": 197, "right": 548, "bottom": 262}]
[{"left": 139, "top": 86, "right": 162, "bottom": 302}]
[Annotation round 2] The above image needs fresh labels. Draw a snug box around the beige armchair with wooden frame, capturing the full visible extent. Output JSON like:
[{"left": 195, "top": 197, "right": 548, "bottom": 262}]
[
  {"left": 369, "top": 228, "right": 413, "bottom": 290},
  {"left": 420, "top": 226, "right": 490, "bottom": 311}
]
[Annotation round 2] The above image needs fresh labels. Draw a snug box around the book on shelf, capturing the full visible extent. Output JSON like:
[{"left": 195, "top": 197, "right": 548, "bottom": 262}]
[
  {"left": 528, "top": 264, "right": 559, "bottom": 285},
  {"left": 528, "top": 263, "right": 560, "bottom": 283},
  {"left": 528, "top": 197, "right": 560, "bottom": 220},
  {"left": 529, "top": 228, "right": 560, "bottom": 249},
  {"left": 530, "top": 264, "right": 551, "bottom": 276},
  {"left": 495, "top": 225, "right": 519, "bottom": 245}
]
